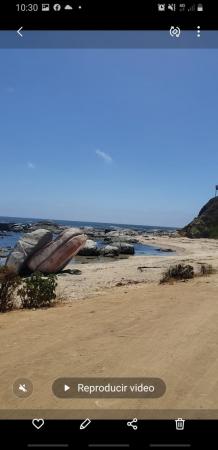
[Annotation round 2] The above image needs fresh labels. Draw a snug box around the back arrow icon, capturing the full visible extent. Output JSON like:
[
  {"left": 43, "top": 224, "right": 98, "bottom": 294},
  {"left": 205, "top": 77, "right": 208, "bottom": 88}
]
[{"left": 17, "top": 27, "right": 23, "bottom": 37}]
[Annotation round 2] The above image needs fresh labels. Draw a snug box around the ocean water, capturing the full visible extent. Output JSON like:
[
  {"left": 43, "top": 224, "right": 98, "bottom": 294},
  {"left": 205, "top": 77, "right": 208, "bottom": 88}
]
[
  {"left": 0, "top": 216, "right": 177, "bottom": 262},
  {"left": 0, "top": 216, "right": 176, "bottom": 233}
]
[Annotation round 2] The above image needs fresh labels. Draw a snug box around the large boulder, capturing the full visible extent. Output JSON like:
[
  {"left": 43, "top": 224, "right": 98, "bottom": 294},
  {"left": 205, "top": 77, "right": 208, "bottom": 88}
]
[
  {"left": 180, "top": 197, "right": 218, "bottom": 238},
  {"left": 6, "top": 229, "right": 53, "bottom": 274},
  {"left": 112, "top": 242, "right": 135, "bottom": 255},
  {"left": 100, "top": 245, "right": 120, "bottom": 257},
  {"left": 77, "top": 239, "right": 100, "bottom": 256},
  {"left": 27, "top": 228, "right": 87, "bottom": 274}
]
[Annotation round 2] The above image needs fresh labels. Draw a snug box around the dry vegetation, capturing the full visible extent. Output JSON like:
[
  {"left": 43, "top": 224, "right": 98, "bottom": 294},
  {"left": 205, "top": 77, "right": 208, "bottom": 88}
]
[{"left": 160, "top": 262, "right": 216, "bottom": 284}]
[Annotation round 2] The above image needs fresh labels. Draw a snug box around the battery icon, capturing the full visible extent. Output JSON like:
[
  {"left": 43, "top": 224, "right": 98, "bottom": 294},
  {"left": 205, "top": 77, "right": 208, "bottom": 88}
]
[{"left": 80, "top": 418, "right": 91, "bottom": 430}]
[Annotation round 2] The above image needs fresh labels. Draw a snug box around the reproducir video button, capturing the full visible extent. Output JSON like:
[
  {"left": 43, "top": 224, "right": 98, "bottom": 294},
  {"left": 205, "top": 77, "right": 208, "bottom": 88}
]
[{"left": 52, "top": 377, "right": 166, "bottom": 399}]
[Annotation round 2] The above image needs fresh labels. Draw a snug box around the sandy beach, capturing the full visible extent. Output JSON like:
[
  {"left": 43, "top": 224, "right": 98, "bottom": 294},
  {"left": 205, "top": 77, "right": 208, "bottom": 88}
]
[
  {"left": 1, "top": 234, "right": 218, "bottom": 419},
  {"left": 56, "top": 234, "right": 218, "bottom": 300}
]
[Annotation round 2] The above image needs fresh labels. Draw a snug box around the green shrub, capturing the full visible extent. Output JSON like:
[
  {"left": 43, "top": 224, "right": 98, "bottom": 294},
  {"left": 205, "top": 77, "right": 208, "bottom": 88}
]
[
  {"left": 18, "top": 272, "right": 57, "bottom": 309},
  {"left": 0, "top": 266, "right": 21, "bottom": 313},
  {"left": 160, "top": 264, "right": 194, "bottom": 284}
]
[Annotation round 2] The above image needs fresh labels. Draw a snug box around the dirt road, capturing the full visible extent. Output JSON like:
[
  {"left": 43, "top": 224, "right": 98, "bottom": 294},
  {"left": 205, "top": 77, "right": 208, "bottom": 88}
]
[{"left": 0, "top": 274, "right": 218, "bottom": 419}]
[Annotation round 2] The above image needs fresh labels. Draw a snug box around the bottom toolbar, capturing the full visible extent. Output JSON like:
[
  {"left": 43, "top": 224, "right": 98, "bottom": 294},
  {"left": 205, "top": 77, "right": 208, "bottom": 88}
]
[{"left": 0, "top": 419, "right": 217, "bottom": 449}]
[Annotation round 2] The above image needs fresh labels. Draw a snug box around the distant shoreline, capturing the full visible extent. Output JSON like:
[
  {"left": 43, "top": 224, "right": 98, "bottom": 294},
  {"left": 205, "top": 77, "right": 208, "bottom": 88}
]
[
  {"left": 0, "top": 216, "right": 178, "bottom": 231},
  {"left": 0, "top": 218, "right": 178, "bottom": 262}
]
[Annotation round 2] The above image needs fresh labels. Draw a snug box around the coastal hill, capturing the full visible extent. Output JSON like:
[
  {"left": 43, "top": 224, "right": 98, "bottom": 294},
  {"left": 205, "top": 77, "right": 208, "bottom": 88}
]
[{"left": 181, "top": 197, "right": 218, "bottom": 238}]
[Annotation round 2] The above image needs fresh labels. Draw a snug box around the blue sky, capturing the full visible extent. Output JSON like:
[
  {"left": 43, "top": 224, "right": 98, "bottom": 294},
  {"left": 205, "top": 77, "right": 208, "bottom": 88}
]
[{"left": 0, "top": 47, "right": 218, "bottom": 227}]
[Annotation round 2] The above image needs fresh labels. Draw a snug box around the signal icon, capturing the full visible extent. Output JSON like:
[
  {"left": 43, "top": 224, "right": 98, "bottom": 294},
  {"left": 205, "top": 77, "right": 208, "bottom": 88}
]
[{"left": 197, "top": 26, "right": 201, "bottom": 37}]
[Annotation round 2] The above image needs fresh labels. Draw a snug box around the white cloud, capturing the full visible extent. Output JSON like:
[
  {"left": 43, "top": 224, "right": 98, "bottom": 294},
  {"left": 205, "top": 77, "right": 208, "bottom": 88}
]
[
  {"left": 27, "top": 162, "right": 35, "bottom": 169},
  {"left": 95, "top": 149, "right": 113, "bottom": 164}
]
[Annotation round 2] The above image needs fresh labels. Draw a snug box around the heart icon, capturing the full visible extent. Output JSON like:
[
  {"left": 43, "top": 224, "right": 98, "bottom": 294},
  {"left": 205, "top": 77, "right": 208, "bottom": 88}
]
[{"left": 32, "top": 418, "right": 45, "bottom": 430}]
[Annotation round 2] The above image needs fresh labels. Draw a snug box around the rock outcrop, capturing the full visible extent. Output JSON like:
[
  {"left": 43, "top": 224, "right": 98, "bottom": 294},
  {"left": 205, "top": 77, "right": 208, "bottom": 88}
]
[
  {"left": 6, "top": 229, "right": 53, "bottom": 274},
  {"left": 181, "top": 197, "right": 218, "bottom": 238},
  {"left": 104, "top": 235, "right": 138, "bottom": 244},
  {"left": 112, "top": 242, "right": 135, "bottom": 255},
  {"left": 0, "top": 220, "right": 67, "bottom": 234},
  {"left": 27, "top": 228, "right": 87, "bottom": 274},
  {"left": 0, "top": 223, "right": 14, "bottom": 232},
  {"left": 99, "top": 245, "right": 120, "bottom": 257},
  {"left": 29, "top": 220, "right": 66, "bottom": 234},
  {"left": 77, "top": 239, "right": 100, "bottom": 256}
]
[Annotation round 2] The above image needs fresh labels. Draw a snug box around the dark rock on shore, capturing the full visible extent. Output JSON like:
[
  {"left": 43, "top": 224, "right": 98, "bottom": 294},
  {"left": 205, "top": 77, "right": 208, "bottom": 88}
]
[
  {"left": 0, "top": 222, "right": 29, "bottom": 233},
  {"left": 112, "top": 242, "right": 135, "bottom": 255},
  {"left": 180, "top": 197, "right": 218, "bottom": 238},
  {"left": 0, "top": 248, "right": 10, "bottom": 258},
  {"left": 85, "top": 231, "right": 106, "bottom": 240},
  {"left": 29, "top": 221, "right": 66, "bottom": 234},
  {"left": 78, "top": 238, "right": 135, "bottom": 257},
  {"left": 78, "top": 239, "right": 100, "bottom": 256},
  {"left": 0, "top": 221, "right": 67, "bottom": 234},
  {"left": 0, "top": 223, "right": 14, "bottom": 232},
  {"left": 105, "top": 229, "right": 139, "bottom": 238},
  {"left": 104, "top": 228, "right": 116, "bottom": 233},
  {"left": 156, "top": 248, "right": 174, "bottom": 253},
  {"left": 103, "top": 235, "right": 138, "bottom": 244},
  {"left": 100, "top": 245, "right": 120, "bottom": 257},
  {"left": 57, "top": 268, "right": 82, "bottom": 276}
]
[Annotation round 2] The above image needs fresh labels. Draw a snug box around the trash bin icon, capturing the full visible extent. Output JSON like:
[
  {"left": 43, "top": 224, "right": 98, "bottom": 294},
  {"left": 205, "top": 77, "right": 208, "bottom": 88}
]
[{"left": 175, "top": 418, "right": 185, "bottom": 430}]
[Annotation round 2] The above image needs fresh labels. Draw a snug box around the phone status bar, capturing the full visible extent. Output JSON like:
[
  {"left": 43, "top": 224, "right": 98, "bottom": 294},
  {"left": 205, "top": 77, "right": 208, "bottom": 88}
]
[{"left": 0, "top": 1, "right": 217, "bottom": 30}]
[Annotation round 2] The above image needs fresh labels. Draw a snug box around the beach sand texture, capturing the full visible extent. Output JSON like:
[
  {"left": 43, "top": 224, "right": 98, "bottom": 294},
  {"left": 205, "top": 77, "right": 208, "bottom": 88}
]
[{"left": 1, "top": 235, "right": 218, "bottom": 418}]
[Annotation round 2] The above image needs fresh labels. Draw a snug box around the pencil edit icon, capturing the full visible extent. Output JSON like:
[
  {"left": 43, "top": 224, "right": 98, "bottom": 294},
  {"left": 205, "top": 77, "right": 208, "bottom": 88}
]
[{"left": 80, "top": 418, "right": 91, "bottom": 430}]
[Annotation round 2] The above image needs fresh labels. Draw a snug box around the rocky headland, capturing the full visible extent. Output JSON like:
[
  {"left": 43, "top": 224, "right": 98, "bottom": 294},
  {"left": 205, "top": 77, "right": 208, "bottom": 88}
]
[{"left": 180, "top": 196, "right": 218, "bottom": 238}]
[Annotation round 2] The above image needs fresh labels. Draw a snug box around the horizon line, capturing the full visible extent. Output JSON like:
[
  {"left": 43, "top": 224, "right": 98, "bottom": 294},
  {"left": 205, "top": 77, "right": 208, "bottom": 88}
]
[{"left": 0, "top": 215, "right": 179, "bottom": 230}]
